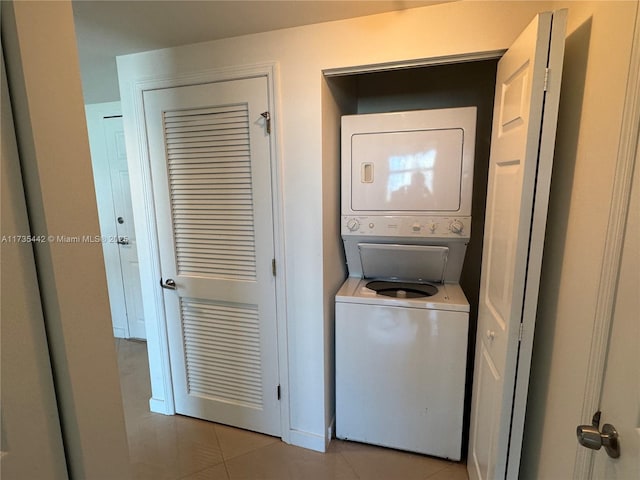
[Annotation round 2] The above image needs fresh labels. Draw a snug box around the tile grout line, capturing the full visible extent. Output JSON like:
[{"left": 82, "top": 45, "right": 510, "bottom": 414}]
[{"left": 335, "top": 448, "right": 361, "bottom": 479}]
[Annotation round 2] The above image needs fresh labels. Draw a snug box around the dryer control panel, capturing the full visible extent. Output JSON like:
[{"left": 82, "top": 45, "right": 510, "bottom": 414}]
[{"left": 342, "top": 215, "right": 471, "bottom": 240}]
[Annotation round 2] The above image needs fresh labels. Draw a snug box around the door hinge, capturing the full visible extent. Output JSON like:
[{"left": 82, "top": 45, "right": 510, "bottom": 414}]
[
  {"left": 261, "top": 111, "right": 271, "bottom": 134},
  {"left": 518, "top": 323, "right": 525, "bottom": 342},
  {"left": 272, "top": 258, "right": 276, "bottom": 276},
  {"left": 543, "top": 68, "right": 550, "bottom": 92},
  {"left": 277, "top": 384, "right": 281, "bottom": 400}
]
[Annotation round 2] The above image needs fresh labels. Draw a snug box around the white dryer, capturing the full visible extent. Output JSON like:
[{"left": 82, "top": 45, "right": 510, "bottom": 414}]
[{"left": 335, "top": 107, "right": 476, "bottom": 460}]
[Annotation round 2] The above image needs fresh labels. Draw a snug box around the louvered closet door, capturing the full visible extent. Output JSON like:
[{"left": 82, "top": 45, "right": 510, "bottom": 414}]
[{"left": 144, "top": 76, "right": 280, "bottom": 436}]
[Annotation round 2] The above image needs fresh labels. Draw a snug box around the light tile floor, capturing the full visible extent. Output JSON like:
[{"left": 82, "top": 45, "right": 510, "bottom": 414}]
[{"left": 115, "top": 338, "right": 469, "bottom": 480}]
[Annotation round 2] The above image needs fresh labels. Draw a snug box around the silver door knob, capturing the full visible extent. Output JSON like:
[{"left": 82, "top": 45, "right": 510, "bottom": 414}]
[
  {"left": 160, "top": 278, "right": 177, "bottom": 290},
  {"left": 576, "top": 411, "right": 620, "bottom": 458},
  {"left": 117, "top": 236, "right": 129, "bottom": 245}
]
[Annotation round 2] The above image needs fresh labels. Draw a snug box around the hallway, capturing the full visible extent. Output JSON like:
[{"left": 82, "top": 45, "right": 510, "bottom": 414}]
[{"left": 116, "top": 339, "right": 468, "bottom": 479}]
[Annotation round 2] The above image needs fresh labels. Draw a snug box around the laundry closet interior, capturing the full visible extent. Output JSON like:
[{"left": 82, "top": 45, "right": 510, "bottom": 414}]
[{"left": 324, "top": 57, "right": 499, "bottom": 456}]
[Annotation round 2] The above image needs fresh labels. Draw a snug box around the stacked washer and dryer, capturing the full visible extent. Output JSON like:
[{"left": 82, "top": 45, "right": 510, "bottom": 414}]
[{"left": 335, "top": 107, "right": 476, "bottom": 460}]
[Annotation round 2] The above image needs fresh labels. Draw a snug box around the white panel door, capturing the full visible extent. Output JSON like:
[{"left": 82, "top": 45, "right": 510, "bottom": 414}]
[
  {"left": 144, "top": 76, "right": 280, "bottom": 436},
  {"left": 103, "top": 116, "right": 146, "bottom": 339},
  {"left": 468, "top": 10, "right": 566, "bottom": 480},
  {"left": 591, "top": 154, "right": 639, "bottom": 479}
]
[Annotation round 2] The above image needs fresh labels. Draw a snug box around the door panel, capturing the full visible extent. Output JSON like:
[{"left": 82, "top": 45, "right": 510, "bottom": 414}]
[
  {"left": 468, "top": 10, "right": 566, "bottom": 480},
  {"left": 144, "top": 77, "right": 280, "bottom": 436},
  {"left": 470, "top": 344, "right": 501, "bottom": 479}
]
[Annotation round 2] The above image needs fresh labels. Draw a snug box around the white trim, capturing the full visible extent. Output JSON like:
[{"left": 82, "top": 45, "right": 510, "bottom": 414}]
[
  {"left": 326, "top": 415, "right": 336, "bottom": 449},
  {"left": 113, "top": 326, "right": 126, "bottom": 339},
  {"left": 288, "top": 429, "right": 327, "bottom": 453},
  {"left": 118, "top": 61, "right": 290, "bottom": 433},
  {"left": 574, "top": 5, "right": 640, "bottom": 479},
  {"left": 268, "top": 63, "right": 292, "bottom": 444},
  {"left": 121, "top": 72, "right": 175, "bottom": 414},
  {"left": 322, "top": 50, "right": 505, "bottom": 77},
  {"left": 148, "top": 397, "right": 168, "bottom": 414}
]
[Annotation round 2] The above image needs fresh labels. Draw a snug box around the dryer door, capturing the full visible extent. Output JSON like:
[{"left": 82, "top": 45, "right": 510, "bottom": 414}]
[{"left": 350, "top": 128, "right": 464, "bottom": 212}]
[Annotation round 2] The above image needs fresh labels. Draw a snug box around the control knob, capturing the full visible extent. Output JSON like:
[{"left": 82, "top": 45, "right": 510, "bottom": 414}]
[
  {"left": 346, "top": 218, "right": 360, "bottom": 232},
  {"left": 449, "top": 219, "right": 464, "bottom": 234}
]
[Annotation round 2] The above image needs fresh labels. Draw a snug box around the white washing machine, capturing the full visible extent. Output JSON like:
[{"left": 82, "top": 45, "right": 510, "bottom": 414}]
[
  {"left": 335, "top": 107, "right": 476, "bottom": 460},
  {"left": 335, "top": 275, "right": 469, "bottom": 460}
]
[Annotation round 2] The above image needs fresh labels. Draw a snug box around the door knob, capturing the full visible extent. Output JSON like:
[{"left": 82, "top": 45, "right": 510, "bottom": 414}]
[
  {"left": 160, "top": 278, "right": 177, "bottom": 290},
  {"left": 576, "top": 411, "right": 620, "bottom": 458},
  {"left": 117, "top": 236, "right": 129, "bottom": 245}
]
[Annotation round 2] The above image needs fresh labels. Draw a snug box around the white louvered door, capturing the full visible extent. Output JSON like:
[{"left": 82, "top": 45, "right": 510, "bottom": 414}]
[{"left": 144, "top": 76, "right": 280, "bottom": 436}]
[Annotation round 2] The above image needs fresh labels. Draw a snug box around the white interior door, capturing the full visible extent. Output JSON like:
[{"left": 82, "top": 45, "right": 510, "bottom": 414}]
[
  {"left": 103, "top": 116, "right": 146, "bottom": 339},
  {"left": 467, "top": 10, "right": 566, "bottom": 480},
  {"left": 144, "top": 76, "right": 281, "bottom": 436},
  {"left": 591, "top": 156, "right": 639, "bottom": 479},
  {"left": 87, "top": 104, "right": 146, "bottom": 340}
]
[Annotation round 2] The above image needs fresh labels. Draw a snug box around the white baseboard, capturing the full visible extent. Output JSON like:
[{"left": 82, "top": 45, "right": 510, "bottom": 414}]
[
  {"left": 149, "top": 397, "right": 172, "bottom": 415},
  {"left": 288, "top": 428, "right": 327, "bottom": 453},
  {"left": 326, "top": 416, "right": 336, "bottom": 449},
  {"left": 113, "top": 327, "right": 127, "bottom": 338}
]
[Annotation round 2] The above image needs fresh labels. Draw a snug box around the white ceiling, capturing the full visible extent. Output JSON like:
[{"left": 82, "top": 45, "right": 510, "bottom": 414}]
[{"left": 72, "top": 0, "right": 449, "bottom": 103}]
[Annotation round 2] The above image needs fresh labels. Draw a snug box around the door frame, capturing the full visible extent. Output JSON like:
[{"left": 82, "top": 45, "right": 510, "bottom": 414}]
[
  {"left": 575, "top": 9, "right": 640, "bottom": 478},
  {"left": 120, "top": 62, "right": 291, "bottom": 440}
]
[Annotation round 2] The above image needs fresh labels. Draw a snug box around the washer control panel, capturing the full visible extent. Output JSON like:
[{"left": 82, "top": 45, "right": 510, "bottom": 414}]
[{"left": 341, "top": 216, "right": 471, "bottom": 239}]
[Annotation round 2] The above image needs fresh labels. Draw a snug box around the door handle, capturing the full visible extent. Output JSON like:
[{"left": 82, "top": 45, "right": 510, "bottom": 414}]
[
  {"left": 117, "top": 236, "right": 129, "bottom": 245},
  {"left": 160, "top": 278, "right": 177, "bottom": 290},
  {"left": 576, "top": 411, "right": 620, "bottom": 458}
]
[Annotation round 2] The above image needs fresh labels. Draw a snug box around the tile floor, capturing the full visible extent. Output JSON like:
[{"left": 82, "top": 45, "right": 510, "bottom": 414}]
[{"left": 116, "top": 338, "right": 469, "bottom": 480}]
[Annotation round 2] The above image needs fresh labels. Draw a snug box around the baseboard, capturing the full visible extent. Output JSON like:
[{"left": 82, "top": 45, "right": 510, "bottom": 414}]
[
  {"left": 326, "top": 415, "right": 336, "bottom": 449},
  {"left": 113, "top": 327, "right": 127, "bottom": 338},
  {"left": 288, "top": 428, "right": 327, "bottom": 453},
  {"left": 149, "top": 397, "right": 172, "bottom": 415}
]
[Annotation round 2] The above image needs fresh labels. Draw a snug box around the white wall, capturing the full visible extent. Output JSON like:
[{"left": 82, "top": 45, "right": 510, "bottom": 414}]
[
  {"left": 320, "top": 75, "right": 356, "bottom": 441},
  {"left": 522, "top": 1, "right": 638, "bottom": 478},
  {"left": 118, "top": 0, "right": 555, "bottom": 451},
  {"left": 2, "top": 2, "right": 132, "bottom": 478},
  {"left": 1, "top": 45, "right": 68, "bottom": 480}
]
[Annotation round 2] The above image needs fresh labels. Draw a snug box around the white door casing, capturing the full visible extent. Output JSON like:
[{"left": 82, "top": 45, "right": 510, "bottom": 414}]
[
  {"left": 590, "top": 148, "right": 639, "bottom": 479},
  {"left": 144, "top": 76, "right": 281, "bottom": 436},
  {"left": 468, "top": 10, "right": 566, "bottom": 480}
]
